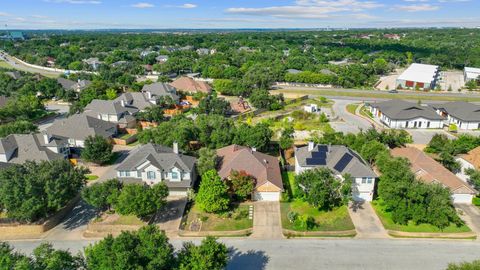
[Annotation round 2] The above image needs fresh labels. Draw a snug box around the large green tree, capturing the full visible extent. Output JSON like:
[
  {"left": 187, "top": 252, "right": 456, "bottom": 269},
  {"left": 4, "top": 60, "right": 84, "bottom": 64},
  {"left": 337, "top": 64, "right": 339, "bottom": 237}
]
[
  {"left": 177, "top": 237, "right": 228, "bottom": 270},
  {"left": 81, "top": 135, "right": 114, "bottom": 165},
  {"left": 196, "top": 170, "right": 230, "bottom": 213}
]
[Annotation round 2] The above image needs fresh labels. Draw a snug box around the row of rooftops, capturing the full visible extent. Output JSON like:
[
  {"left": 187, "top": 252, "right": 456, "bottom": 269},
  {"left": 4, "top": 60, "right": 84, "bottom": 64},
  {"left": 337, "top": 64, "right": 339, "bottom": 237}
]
[{"left": 369, "top": 100, "right": 480, "bottom": 122}]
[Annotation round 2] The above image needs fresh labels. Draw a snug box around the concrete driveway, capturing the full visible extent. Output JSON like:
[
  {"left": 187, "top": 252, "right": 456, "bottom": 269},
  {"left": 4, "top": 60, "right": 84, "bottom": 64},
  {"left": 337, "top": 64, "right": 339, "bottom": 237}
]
[
  {"left": 152, "top": 196, "right": 187, "bottom": 238},
  {"left": 251, "top": 202, "right": 283, "bottom": 239},
  {"left": 408, "top": 129, "right": 456, "bottom": 145},
  {"left": 455, "top": 204, "right": 480, "bottom": 239},
  {"left": 348, "top": 202, "right": 389, "bottom": 239}
]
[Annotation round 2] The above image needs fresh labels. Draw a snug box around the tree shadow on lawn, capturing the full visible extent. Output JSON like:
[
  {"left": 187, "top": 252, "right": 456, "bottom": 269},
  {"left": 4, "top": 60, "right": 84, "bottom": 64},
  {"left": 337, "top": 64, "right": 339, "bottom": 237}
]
[
  {"left": 228, "top": 248, "right": 269, "bottom": 270},
  {"left": 62, "top": 200, "right": 99, "bottom": 230},
  {"left": 349, "top": 201, "right": 365, "bottom": 213}
]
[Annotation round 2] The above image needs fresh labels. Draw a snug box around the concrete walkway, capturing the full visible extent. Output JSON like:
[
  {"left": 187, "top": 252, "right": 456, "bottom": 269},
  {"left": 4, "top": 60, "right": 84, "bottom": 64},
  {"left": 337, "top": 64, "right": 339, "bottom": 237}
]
[
  {"left": 455, "top": 204, "right": 480, "bottom": 240},
  {"left": 250, "top": 202, "right": 283, "bottom": 239},
  {"left": 348, "top": 202, "right": 389, "bottom": 239}
]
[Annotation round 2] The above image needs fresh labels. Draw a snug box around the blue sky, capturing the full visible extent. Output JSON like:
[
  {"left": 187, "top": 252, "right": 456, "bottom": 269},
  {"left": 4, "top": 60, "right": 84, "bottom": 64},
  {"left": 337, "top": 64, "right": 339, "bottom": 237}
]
[{"left": 0, "top": 0, "right": 479, "bottom": 29}]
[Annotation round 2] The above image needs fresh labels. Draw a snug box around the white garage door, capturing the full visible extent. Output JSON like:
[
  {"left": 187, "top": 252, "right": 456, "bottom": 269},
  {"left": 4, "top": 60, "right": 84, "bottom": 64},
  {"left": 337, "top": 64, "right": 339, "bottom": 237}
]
[
  {"left": 253, "top": 192, "right": 280, "bottom": 201},
  {"left": 452, "top": 194, "right": 473, "bottom": 204}
]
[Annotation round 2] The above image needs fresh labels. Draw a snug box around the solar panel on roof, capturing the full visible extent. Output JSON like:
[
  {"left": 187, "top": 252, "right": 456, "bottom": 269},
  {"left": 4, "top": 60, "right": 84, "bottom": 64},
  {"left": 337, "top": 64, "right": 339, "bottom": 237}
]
[
  {"left": 311, "top": 151, "right": 326, "bottom": 159},
  {"left": 333, "top": 153, "right": 353, "bottom": 172},
  {"left": 318, "top": 145, "right": 328, "bottom": 152},
  {"left": 306, "top": 158, "right": 327, "bottom": 166}
]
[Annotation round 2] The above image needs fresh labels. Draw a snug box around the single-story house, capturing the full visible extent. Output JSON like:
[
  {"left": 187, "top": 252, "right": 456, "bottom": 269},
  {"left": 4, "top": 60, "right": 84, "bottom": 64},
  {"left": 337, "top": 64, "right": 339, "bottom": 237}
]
[
  {"left": 141, "top": 82, "right": 179, "bottom": 103},
  {"left": 82, "top": 58, "right": 102, "bottom": 70},
  {"left": 464, "top": 67, "right": 480, "bottom": 83},
  {"left": 368, "top": 100, "right": 445, "bottom": 129},
  {"left": 84, "top": 99, "right": 138, "bottom": 128},
  {"left": 57, "top": 78, "right": 92, "bottom": 93},
  {"left": 170, "top": 77, "right": 212, "bottom": 94},
  {"left": 216, "top": 145, "right": 283, "bottom": 201},
  {"left": 295, "top": 142, "right": 378, "bottom": 201},
  {"left": 116, "top": 143, "right": 197, "bottom": 196},
  {"left": 396, "top": 63, "right": 440, "bottom": 90},
  {"left": 0, "top": 133, "right": 69, "bottom": 164},
  {"left": 433, "top": 101, "right": 480, "bottom": 130},
  {"left": 46, "top": 113, "right": 117, "bottom": 148},
  {"left": 458, "top": 146, "right": 480, "bottom": 171},
  {"left": 391, "top": 147, "right": 477, "bottom": 204}
]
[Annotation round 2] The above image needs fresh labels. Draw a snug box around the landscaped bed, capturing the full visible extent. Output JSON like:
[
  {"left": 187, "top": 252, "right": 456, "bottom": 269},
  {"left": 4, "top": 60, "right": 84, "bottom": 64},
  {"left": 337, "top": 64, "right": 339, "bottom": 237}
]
[
  {"left": 183, "top": 203, "right": 253, "bottom": 232},
  {"left": 280, "top": 200, "right": 355, "bottom": 232},
  {"left": 372, "top": 200, "right": 471, "bottom": 234}
]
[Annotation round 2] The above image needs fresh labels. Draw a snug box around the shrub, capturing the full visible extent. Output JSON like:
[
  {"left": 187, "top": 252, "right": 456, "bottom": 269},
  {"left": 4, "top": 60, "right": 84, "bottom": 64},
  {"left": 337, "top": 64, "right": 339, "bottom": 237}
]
[
  {"left": 294, "top": 214, "right": 315, "bottom": 231},
  {"left": 472, "top": 197, "right": 480, "bottom": 206},
  {"left": 287, "top": 211, "right": 298, "bottom": 223}
]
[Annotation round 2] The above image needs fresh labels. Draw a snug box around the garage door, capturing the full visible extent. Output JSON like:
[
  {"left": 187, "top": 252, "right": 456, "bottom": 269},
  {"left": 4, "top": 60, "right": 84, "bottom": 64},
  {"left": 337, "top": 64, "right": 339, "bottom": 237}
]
[
  {"left": 452, "top": 194, "right": 473, "bottom": 204},
  {"left": 253, "top": 192, "right": 280, "bottom": 201}
]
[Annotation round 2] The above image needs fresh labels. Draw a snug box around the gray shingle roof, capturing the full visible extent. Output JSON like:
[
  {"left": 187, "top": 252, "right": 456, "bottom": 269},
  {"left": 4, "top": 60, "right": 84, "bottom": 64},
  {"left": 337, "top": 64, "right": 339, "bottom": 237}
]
[
  {"left": 433, "top": 101, "right": 480, "bottom": 122},
  {"left": 0, "top": 134, "right": 65, "bottom": 164},
  {"left": 369, "top": 100, "right": 444, "bottom": 121},
  {"left": 141, "top": 83, "right": 179, "bottom": 102},
  {"left": 295, "top": 144, "right": 377, "bottom": 178},
  {"left": 85, "top": 99, "right": 137, "bottom": 116},
  {"left": 115, "top": 92, "right": 154, "bottom": 111},
  {"left": 46, "top": 113, "right": 117, "bottom": 141},
  {"left": 116, "top": 143, "right": 196, "bottom": 173}
]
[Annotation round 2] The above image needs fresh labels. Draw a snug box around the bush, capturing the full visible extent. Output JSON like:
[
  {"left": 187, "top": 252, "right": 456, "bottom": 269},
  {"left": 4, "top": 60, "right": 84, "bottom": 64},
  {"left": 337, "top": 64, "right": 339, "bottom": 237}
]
[
  {"left": 449, "top": 124, "right": 458, "bottom": 133},
  {"left": 294, "top": 214, "right": 315, "bottom": 231},
  {"left": 472, "top": 197, "right": 480, "bottom": 206},
  {"left": 287, "top": 211, "right": 298, "bottom": 223},
  {"left": 447, "top": 260, "right": 480, "bottom": 270}
]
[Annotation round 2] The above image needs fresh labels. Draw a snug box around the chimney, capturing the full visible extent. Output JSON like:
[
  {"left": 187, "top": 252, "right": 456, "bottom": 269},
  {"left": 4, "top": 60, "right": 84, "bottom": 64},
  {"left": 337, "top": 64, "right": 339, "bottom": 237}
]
[
  {"left": 43, "top": 133, "right": 51, "bottom": 144},
  {"left": 146, "top": 91, "right": 152, "bottom": 100},
  {"left": 120, "top": 99, "right": 125, "bottom": 107},
  {"left": 308, "top": 141, "right": 315, "bottom": 152},
  {"left": 173, "top": 142, "right": 179, "bottom": 154}
]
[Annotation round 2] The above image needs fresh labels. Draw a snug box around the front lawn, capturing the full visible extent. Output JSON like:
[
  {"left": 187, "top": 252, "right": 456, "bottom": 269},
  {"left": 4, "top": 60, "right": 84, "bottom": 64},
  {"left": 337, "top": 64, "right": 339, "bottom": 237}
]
[
  {"left": 184, "top": 203, "right": 253, "bottom": 231},
  {"left": 92, "top": 214, "right": 146, "bottom": 226},
  {"left": 346, "top": 104, "right": 360, "bottom": 115},
  {"left": 281, "top": 200, "right": 355, "bottom": 231},
  {"left": 372, "top": 200, "right": 471, "bottom": 233}
]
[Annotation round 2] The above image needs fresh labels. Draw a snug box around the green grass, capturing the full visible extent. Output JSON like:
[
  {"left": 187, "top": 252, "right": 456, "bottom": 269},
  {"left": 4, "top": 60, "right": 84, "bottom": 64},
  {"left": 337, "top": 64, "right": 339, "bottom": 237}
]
[
  {"left": 281, "top": 200, "right": 355, "bottom": 231},
  {"left": 111, "top": 215, "right": 146, "bottom": 226},
  {"left": 372, "top": 200, "right": 471, "bottom": 233},
  {"left": 86, "top": 175, "right": 99, "bottom": 181},
  {"left": 119, "top": 133, "right": 135, "bottom": 139},
  {"left": 359, "top": 106, "right": 374, "bottom": 119},
  {"left": 346, "top": 104, "right": 360, "bottom": 115},
  {"left": 0, "top": 61, "right": 12, "bottom": 69},
  {"left": 185, "top": 203, "right": 253, "bottom": 231},
  {"left": 282, "top": 171, "right": 297, "bottom": 200},
  {"left": 276, "top": 89, "right": 480, "bottom": 102}
]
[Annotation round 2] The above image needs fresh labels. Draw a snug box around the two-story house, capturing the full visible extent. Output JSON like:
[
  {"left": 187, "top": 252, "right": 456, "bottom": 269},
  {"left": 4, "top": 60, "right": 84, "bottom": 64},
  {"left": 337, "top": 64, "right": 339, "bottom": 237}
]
[
  {"left": 116, "top": 143, "right": 197, "bottom": 196},
  {"left": 0, "top": 132, "right": 69, "bottom": 164},
  {"left": 141, "top": 82, "right": 179, "bottom": 104},
  {"left": 295, "top": 142, "right": 378, "bottom": 202},
  {"left": 84, "top": 99, "right": 138, "bottom": 128}
]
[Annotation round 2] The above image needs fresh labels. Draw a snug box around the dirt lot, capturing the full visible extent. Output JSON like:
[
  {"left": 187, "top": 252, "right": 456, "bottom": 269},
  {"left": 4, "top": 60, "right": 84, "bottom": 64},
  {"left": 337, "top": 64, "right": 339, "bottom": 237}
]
[{"left": 439, "top": 71, "right": 465, "bottom": 92}]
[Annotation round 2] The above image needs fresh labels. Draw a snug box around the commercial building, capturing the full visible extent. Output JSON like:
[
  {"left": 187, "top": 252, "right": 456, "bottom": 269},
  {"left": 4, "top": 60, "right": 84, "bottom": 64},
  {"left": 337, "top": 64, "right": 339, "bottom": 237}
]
[
  {"left": 464, "top": 67, "right": 480, "bottom": 83},
  {"left": 396, "top": 63, "right": 440, "bottom": 90}
]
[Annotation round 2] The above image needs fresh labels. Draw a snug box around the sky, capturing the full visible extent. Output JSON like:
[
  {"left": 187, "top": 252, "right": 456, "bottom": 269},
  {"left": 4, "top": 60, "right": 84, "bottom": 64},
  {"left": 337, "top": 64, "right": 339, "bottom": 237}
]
[{"left": 0, "top": 0, "right": 479, "bottom": 29}]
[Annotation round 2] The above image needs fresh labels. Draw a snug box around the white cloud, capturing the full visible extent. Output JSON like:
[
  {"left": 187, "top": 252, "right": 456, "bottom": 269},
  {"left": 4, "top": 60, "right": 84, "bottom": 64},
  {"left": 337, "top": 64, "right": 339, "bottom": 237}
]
[
  {"left": 394, "top": 4, "right": 440, "bottom": 12},
  {"left": 0, "top": 12, "right": 10, "bottom": 17},
  {"left": 438, "top": 0, "right": 470, "bottom": 2},
  {"left": 31, "top": 15, "right": 49, "bottom": 19},
  {"left": 226, "top": 0, "right": 382, "bottom": 19},
  {"left": 131, "top": 2, "right": 155, "bottom": 8},
  {"left": 403, "top": 0, "right": 429, "bottom": 2},
  {"left": 44, "top": 0, "right": 101, "bottom": 4},
  {"left": 178, "top": 3, "right": 197, "bottom": 9}
]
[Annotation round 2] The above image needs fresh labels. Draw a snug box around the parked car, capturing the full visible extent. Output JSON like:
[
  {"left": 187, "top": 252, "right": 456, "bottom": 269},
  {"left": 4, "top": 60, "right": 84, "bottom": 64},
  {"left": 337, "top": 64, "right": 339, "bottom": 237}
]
[{"left": 388, "top": 89, "right": 398, "bottom": 93}]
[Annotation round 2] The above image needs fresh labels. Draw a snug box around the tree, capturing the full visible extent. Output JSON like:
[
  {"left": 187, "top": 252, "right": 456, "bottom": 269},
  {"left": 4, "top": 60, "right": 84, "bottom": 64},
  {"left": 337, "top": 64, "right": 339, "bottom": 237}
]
[
  {"left": 82, "top": 179, "right": 123, "bottom": 210},
  {"left": 279, "top": 126, "right": 294, "bottom": 150},
  {"left": 228, "top": 170, "right": 255, "bottom": 201},
  {"left": 0, "top": 120, "right": 38, "bottom": 138},
  {"left": 85, "top": 225, "right": 175, "bottom": 270},
  {"left": 32, "top": 243, "right": 85, "bottom": 270},
  {"left": 233, "top": 123, "right": 273, "bottom": 152},
  {"left": 196, "top": 170, "right": 230, "bottom": 213},
  {"left": 295, "top": 168, "right": 350, "bottom": 210},
  {"left": 0, "top": 160, "right": 86, "bottom": 223},
  {"left": 197, "top": 148, "right": 219, "bottom": 176},
  {"left": 81, "top": 135, "right": 114, "bottom": 165},
  {"left": 466, "top": 80, "right": 477, "bottom": 91},
  {"left": 114, "top": 183, "right": 168, "bottom": 218},
  {"left": 465, "top": 168, "right": 480, "bottom": 191},
  {"left": 196, "top": 95, "right": 231, "bottom": 115},
  {"left": 177, "top": 237, "right": 228, "bottom": 270},
  {"left": 136, "top": 106, "right": 165, "bottom": 123}
]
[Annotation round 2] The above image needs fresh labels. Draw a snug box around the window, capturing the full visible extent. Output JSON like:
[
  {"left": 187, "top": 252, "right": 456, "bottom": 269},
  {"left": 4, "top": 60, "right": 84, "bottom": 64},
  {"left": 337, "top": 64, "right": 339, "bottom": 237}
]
[
  {"left": 361, "top": 178, "right": 367, "bottom": 184},
  {"left": 367, "top": 178, "right": 373, "bottom": 184},
  {"left": 171, "top": 172, "right": 179, "bottom": 179},
  {"left": 125, "top": 171, "right": 130, "bottom": 177},
  {"left": 137, "top": 171, "right": 141, "bottom": 178},
  {"left": 147, "top": 171, "right": 156, "bottom": 180},
  {"left": 119, "top": 171, "right": 126, "bottom": 177}
]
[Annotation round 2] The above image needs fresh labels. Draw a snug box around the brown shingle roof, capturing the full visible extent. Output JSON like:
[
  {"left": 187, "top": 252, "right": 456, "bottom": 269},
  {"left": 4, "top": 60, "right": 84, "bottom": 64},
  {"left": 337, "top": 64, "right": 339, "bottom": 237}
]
[
  {"left": 216, "top": 145, "right": 283, "bottom": 191},
  {"left": 461, "top": 146, "right": 480, "bottom": 170},
  {"left": 170, "top": 77, "right": 212, "bottom": 94},
  {"left": 391, "top": 147, "right": 476, "bottom": 195}
]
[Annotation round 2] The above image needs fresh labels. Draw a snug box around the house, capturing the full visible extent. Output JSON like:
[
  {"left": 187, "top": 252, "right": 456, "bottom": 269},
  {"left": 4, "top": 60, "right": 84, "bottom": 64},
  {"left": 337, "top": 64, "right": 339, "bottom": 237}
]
[
  {"left": 464, "top": 67, "right": 480, "bottom": 83},
  {"left": 156, "top": 55, "right": 169, "bottom": 63},
  {"left": 84, "top": 99, "right": 138, "bottom": 128},
  {"left": 433, "top": 101, "right": 480, "bottom": 130},
  {"left": 456, "top": 146, "right": 480, "bottom": 182},
  {"left": 170, "top": 77, "right": 212, "bottom": 94},
  {"left": 46, "top": 57, "right": 56, "bottom": 67},
  {"left": 116, "top": 143, "right": 197, "bottom": 196},
  {"left": 396, "top": 63, "right": 440, "bottom": 90},
  {"left": 216, "top": 145, "right": 283, "bottom": 201},
  {"left": 368, "top": 100, "right": 444, "bottom": 129},
  {"left": 141, "top": 82, "right": 179, "bottom": 103},
  {"left": 115, "top": 92, "right": 156, "bottom": 111},
  {"left": 83, "top": 58, "right": 102, "bottom": 70},
  {"left": 46, "top": 113, "right": 117, "bottom": 148},
  {"left": 5, "top": 71, "right": 22, "bottom": 80},
  {"left": 57, "top": 78, "right": 92, "bottom": 93},
  {"left": 140, "top": 50, "right": 155, "bottom": 58},
  {"left": 111, "top": 61, "right": 128, "bottom": 68},
  {"left": 196, "top": 48, "right": 210, "bottom": 56},
  {"left": 0, "top": 133, "right": 69, "bottom": 164},
  {"left": 304, "top": 104, "right": 320, "bottom": 113},
  {"left": 391, "top": 147, "right": 477, "bottom": 204},
  {"left": 383, "top": 34, "right": 401, "bottom": 40},
  {"left": 295, "top": 142, "right": 378, "bottom": 201}
]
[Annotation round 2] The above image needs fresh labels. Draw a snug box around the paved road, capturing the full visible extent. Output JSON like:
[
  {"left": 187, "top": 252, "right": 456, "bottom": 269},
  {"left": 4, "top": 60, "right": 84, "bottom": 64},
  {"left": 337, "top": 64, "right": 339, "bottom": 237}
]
[
  {"left": 0, "top": 52, "right": 62, "bottom": 78},
  {"left": 330, "top": 99, "right": 373, "bottom": 134},
  {"left": 8, "top": 238, "right": 480, "bottom": 270}
]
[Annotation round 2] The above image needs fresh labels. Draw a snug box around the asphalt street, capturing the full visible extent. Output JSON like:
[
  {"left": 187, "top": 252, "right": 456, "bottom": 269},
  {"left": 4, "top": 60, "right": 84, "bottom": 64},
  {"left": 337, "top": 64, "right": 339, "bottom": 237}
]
[{"left": 8, "top": 238, "right": 480, "bottom": 270}]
